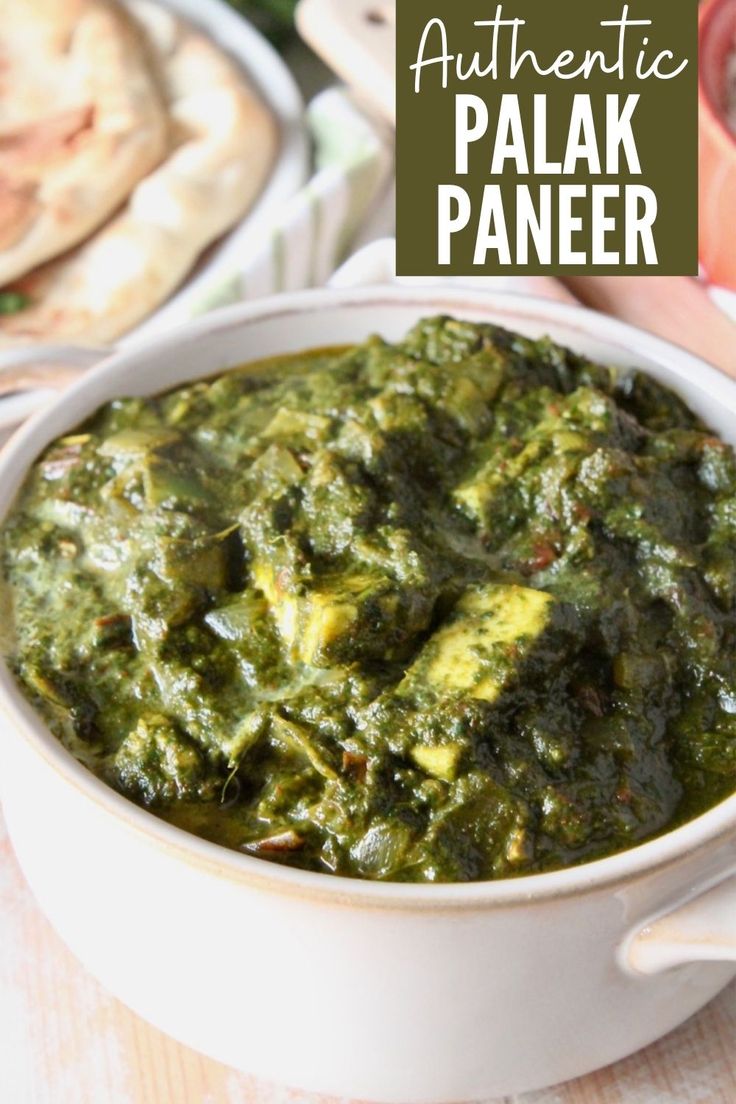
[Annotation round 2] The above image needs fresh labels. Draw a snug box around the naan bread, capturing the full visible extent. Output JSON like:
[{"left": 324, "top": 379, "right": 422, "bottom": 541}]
[
  {"left": 0, "top": 0, "right": 169, "bottom": 284},
  {"left": 0, "top": 2, "right": 278, "bottom": 346}
]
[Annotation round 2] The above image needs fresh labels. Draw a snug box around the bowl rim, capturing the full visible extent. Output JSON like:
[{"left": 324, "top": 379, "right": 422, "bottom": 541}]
[
  {"left": 698, "top": 0, "right": 736, "bottom": 154},
  {"left": 3, "top": 284, "right": 736, "bottom": 911}
]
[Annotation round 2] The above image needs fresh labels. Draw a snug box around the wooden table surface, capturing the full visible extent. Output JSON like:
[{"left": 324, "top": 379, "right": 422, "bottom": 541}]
[{"left": 1, "top": 806, "right": 735, "bottom": 1104}]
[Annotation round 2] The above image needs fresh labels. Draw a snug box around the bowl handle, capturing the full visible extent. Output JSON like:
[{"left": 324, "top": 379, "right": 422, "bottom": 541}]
[
  {"left": 626, "top": 875, "right": 736, "bottom": 974},
  {"left": 0, "top": 345, "right": 110, "bottom": 431},
  {"left": 0, "top": 344, "right": 110, "bottom": 397},
  {"left": 328, "top": 239, "right": 397, "bottom": 289}
]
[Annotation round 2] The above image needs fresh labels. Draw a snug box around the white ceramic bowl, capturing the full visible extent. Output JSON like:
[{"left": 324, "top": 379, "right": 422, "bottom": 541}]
[{"left": 2, "top": 288, "right": 736, "bottom": 1103}]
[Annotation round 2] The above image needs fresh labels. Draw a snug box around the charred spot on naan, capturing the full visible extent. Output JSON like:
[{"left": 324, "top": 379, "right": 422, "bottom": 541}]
[
  {"left": 0, "top": 106, "right": 96, "bottom": 171},
  {"left": 0, "top": 179, "right": 39, "bottom": 251}
]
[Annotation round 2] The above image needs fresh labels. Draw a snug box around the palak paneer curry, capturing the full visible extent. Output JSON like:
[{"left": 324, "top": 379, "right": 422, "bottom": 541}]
[{"left": 3, "top": 317, "right": 736, "bottom": 882}]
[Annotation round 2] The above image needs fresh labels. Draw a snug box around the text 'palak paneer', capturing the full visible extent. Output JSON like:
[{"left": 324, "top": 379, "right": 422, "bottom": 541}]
[{"left": 3, "top": 317, "right": 736, "bottom": 881}]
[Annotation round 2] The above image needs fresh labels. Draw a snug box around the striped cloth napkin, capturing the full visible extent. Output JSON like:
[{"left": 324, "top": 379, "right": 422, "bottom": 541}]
[
  {"left": 192, "top": 86, "right": 395, "bottom": 312},
  {"left": 185, "top": 83, "right": 736, "bottom": 336}
]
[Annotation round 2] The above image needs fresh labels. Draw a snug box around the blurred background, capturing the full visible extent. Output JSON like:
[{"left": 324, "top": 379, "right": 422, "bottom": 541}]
[
  {"left": 228, "top": 0, "right": 332, "bottom": 95},
  {"left": 227, "top": 0, "right": 297, "bottom": 41}
]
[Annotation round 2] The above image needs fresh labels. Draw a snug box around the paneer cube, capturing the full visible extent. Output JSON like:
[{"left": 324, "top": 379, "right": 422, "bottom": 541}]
[
  {"left": 251, "top": 559, "right": 300, "bottom": 644},
  {"left": 400, "top": 583, "right": 555, "bottom": 703},
  {"left": 261, "top": 408, "right": 331, "bottom": 444},
  {"left": 410, "top": 742, "right": 463, "bottom": 781},
  {"left": 453, "top": 440, "right": 544, "bottom": 525},
  {"left": 252, "top": 561, "right": 402, "bottom": 666}
]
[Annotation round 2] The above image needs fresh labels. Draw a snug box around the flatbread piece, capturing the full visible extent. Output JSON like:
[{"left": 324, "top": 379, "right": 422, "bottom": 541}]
[
  {"left": 0, "top": 1, "right": 278, "bottom": 346},
  {"left": 0, "top": 0, "right": 169, "bottom": 283}
]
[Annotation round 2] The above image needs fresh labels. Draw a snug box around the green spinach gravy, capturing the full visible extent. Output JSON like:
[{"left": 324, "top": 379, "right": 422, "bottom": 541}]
[{"left": 3, "top": 317, "right": 736, "bottom": 882}]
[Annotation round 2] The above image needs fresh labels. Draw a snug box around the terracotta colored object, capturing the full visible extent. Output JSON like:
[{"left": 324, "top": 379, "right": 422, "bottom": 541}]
[{"left": 699, "top": 0, "right": 736, "bottom": 290}]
